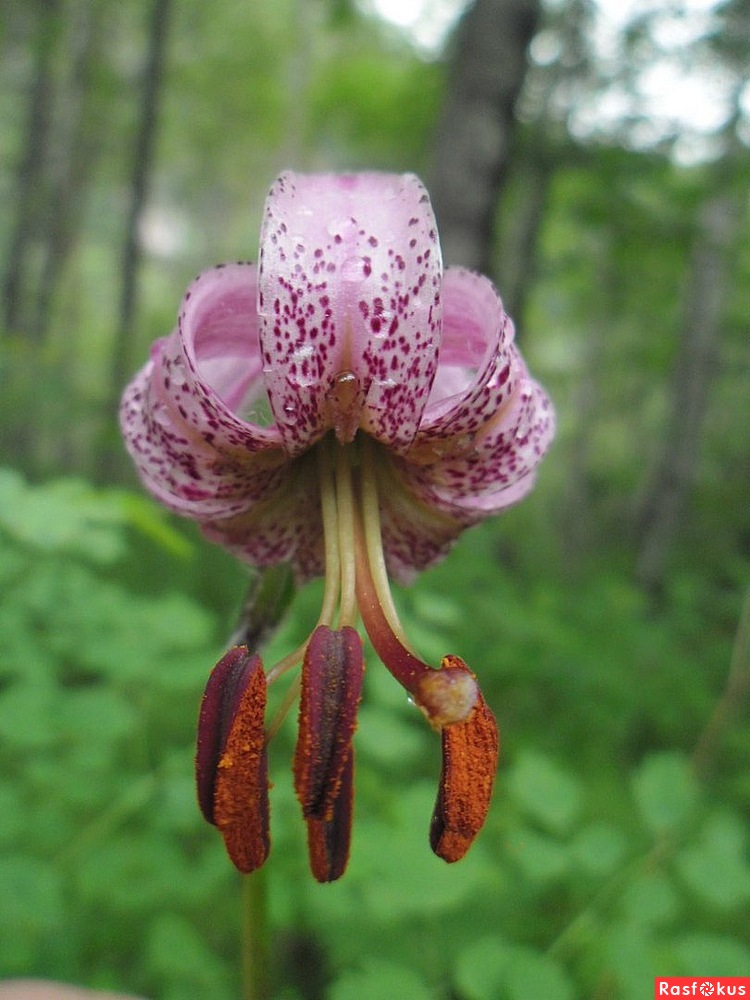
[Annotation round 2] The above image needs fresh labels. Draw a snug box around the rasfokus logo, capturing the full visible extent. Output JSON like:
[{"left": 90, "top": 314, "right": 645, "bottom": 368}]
[{"left": 655, "top": 979, "right": 750, "bottom": 997}]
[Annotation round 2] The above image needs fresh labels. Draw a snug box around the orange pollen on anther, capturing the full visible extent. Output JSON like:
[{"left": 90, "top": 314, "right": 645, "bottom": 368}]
[
  {"left": 430, "top": 691, "right": 500, "bottom": 863},
  {"left": 198, "top": 650, "right": 271, "bottom": 874}
]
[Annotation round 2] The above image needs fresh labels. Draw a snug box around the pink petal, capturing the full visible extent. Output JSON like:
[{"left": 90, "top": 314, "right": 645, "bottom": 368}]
[
  {"left": 401, "top": 378, "right": 555, "bottom": 519},
  {"left": 258, "top": 171, "right": 442, "bottom": 455},
  {"left": 372, "top": 457, "right": 465, "bottom": 585},
  {"left": 418, "top": 267, "right": 520, "bottom": 445},
  {"left": 398, "top": 264, "right": 554, "bottom": 522},
  {"left": 120, "top": 264, "right": 287, "bottom": 522},
  {"left": 201, "top": 457, "right": 326, "bottom": 583}
]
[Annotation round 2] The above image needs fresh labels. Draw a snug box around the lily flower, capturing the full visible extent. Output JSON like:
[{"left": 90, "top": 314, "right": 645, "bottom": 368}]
[{"left": 121, "top": 171, "right": 554, "bottom": 881}]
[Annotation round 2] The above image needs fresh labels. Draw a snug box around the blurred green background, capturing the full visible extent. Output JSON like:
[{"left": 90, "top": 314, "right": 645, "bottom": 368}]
[{"left": 1, "top": 0, "right": 748, "bottom": 997}]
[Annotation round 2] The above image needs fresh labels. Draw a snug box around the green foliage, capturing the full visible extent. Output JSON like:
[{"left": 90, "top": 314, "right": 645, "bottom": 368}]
[
  {"left": 1, "top": 467, "right": 746, "bottom": 998},
  {"left": 0, "top": 469, "right": 241, "bottom": 995}
]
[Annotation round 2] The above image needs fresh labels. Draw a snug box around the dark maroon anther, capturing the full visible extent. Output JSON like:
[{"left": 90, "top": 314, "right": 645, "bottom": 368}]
[
  {"left": 294, "top": 625, "right": 364, "bottom": 822},
  {"left": 306, "top": 751, "right": 355, "bottom": 883},
  {"left": 195, "top": 646, "right": 270, "bottom": 873}
]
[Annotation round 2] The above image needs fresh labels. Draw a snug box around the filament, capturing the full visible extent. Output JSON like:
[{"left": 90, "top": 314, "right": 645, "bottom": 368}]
[{"left": 359, "top": 436, "right": 412, "bottom": 650}]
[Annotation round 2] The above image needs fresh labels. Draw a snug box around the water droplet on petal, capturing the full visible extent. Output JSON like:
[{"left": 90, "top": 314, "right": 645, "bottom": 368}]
[{"left": 152, "top": 402, "right": 172, "bottom": 427}]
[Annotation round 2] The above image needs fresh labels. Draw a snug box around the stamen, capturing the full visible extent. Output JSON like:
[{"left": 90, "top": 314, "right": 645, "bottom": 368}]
[
  {"left": 317, "top": 439, "right": 343, "bottom": 628},
  {"left": 306, "top": 752, "right": 355, "bottom": 882},
  {"left": 334, "top": 444, "right": 358, "bottom": 627},
  {"left": 359, "top": 437, "right": 416, "bottom": 647},
  {"left": 353, "top": 507, "right": 478, "bottom": 729},
  {"left": 419, "top": 656, "right": 480, "bottom": 730},
  {"left": 265, "top": 441, "right": 341, "bottom": 686},
  {"left": 293, "top": 625, "right": 364, "bottom": 820},
  {"left": 195, "top": 647, "right": 270, "bottom": 873},
  {"left": 430, "top": 690, "right": 499, "bottom": 863}
]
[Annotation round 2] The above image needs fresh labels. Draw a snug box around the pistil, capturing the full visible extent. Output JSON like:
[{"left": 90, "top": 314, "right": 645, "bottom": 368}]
[{"left": 354, "top": 438, "right": 479, "bottom": 730}]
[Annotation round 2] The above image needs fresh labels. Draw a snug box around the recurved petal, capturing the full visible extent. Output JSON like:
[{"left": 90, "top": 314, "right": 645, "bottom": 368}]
[
  {"left": 120, "top": 264, "right": 287, "bottom": 522},
  {"left": 418, "top": 268, "right": 520, "bottom": 444},
  {"left": 430, "top": 668, "right": 500, "bottom": 863},
  {"left": 257, "top": 171, "right": 442, "bottom": 455},
  {"left": 402, "top": 377, "right": 555, "bottom": 518}
]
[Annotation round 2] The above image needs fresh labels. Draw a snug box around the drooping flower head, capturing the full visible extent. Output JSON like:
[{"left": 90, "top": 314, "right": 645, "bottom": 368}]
[{"left": 121, "top": 172, "right": 554, "bottom": 881}]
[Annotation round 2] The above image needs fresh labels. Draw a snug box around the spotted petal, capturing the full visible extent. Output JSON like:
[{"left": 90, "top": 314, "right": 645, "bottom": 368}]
[
  {"left": 258, "top": 171, "right": 443, "bottom": 455},
  {"left": 391, "top": 265, "right": 554, "bottom": 529},
  {"left": 120, "top": 264, "right": 286, "bottom": 521},
  {"left": 403, "top": 378, "right": 555, "bottom": 521},
  {"left": 419, "top": 268, "right": 521, "bottom": 441}
]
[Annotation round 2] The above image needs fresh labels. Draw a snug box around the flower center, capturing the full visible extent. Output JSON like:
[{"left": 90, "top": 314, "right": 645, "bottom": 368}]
[{"left": 265, "top": 416, "right": 478, "bottom": 734}]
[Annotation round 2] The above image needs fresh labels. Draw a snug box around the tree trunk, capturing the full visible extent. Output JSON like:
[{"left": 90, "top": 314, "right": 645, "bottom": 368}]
[
  {"left": 3, "top": 0, "right": 62, "bottom": 335},
  {"left": 428, "top": 0, "right": 541, "bottom": 274},
  {"left": 32, "top": 0, "right": 104, "bottom": 345},
  {"left": 635, "top": 192, "right": 739, "bottom": 597},
  {"left": 495, "top": 142, "right": 552, "bottom": 324},
  {"left": 97, "top": 0, "right": 172, "bottom": 482}
]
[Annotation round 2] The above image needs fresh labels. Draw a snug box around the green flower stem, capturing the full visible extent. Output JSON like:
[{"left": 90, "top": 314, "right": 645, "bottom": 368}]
[
  {"left": 241, "top": 868, "right": 271, "bottom": 1000},
  {"left": 229, "top": 566, "right": 295, "bottom": 1000}
]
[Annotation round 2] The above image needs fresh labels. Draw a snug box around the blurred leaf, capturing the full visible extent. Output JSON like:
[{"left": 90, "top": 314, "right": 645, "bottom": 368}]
[
  {"left": 145, "top": 912, "right": 232, "bottom": 998},
  {"left": 671, "top": 932, "right": 750, "bottom": 977},
  {"left": 58, "top": 686, "right": 139, "bottom": 745},
  {"left": 117, "top": 492, "right": 194, "bottom": 557},
  {"left": 0, "top": 681, "right": 60, "bottom": 750},
  {"left": 330, "top": 959, "right": 432, "bottom": 1000},
  {"left": 506, "top": 825, "right": 570, "bottom": 882},
  {"left": 570, "top": 822, "right": 629, "bottom": 876},
  {"left": 676, "top": 811, "right": 750, "bottom": 908},
  {"left": 604, "top": 921, "right": 657, "bottom": 1000},
  {"left": 0, "top": 468, "right": 191, "bottom": 564},
  {"left": 0, "top": 472, "right": 122, "bottom": 562},
  {"left": 75, "top": 830, "right": 192, "bottom": 914},
  {"left": 355, "top": 704, "right": 426, "bottom": 767},
  {"left": 353, "top": 782, "right": 498, "bottom": 918},
  {"left": 631, "top": 751, "right": 699, "bottom": 837},
  {"left": 0, "top": 782, "right": 25, "bottom": 846},
  {"left": 454, "top": 936, "right": 515, "bottom": 1000},
  {"left": 0, "top": 854, "right": 65, "bottom": 968},
  {"left": 505, "top": 948, "right": 576, "bottom": 1000},
  {"left": 621, "top": 873, "right": 681, "bottom": 927},
  {"left": 507, "top": 749, "right": 583, "bottom": 835},
  {"left": 454, "top": 937, "right": 574, "bottom": 1000}
]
